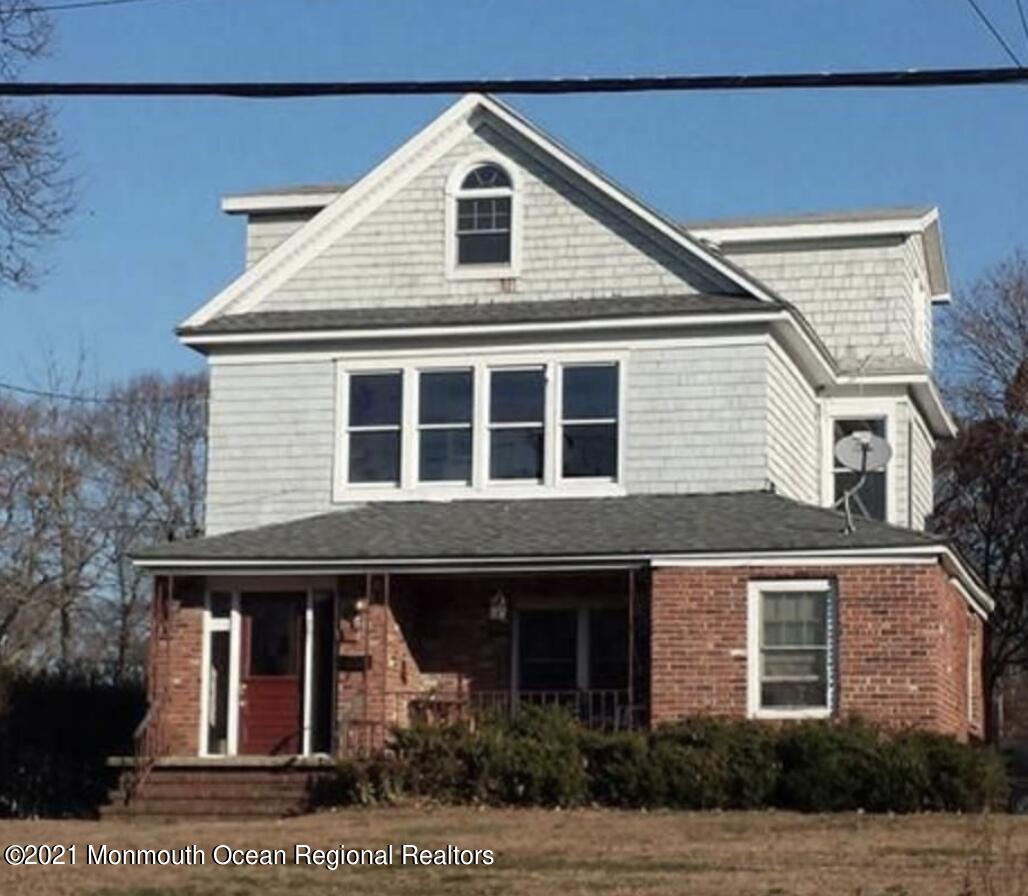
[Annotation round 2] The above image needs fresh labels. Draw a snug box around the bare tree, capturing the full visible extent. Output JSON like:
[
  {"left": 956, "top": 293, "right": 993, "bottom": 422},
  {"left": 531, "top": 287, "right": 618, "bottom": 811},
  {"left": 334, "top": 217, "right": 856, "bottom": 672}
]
[
  {"left": 0, "top": 2, "right": 72, "bottom": 291},
  {"left": 936, "top": 250, "right": 1028, "bottom": 709},
  {"left": 86, "top": 372, "right": 207, "bottom": 681},
  {"left": 0, "top": 371, "right": 207, "bottom": 679}
]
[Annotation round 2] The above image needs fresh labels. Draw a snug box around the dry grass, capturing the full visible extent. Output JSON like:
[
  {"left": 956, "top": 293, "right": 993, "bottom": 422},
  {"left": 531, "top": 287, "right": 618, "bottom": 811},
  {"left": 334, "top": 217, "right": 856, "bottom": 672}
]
[{"left": 0, "top": 808, "right": 1027, "bottom": 896}]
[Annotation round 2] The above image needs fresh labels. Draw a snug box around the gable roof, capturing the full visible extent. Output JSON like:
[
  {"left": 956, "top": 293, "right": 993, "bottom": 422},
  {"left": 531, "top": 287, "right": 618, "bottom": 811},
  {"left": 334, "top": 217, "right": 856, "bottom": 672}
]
[{"left": 182, "top": 93, "right": 781, "bottom": 329}]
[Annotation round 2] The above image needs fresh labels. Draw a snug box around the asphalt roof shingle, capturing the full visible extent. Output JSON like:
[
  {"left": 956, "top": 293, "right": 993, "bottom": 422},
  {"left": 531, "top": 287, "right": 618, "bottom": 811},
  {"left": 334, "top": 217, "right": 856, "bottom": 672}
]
[
  {"left": 134, "top": 491, "right": 943, "bottom": 565},
  {"left": 178, "top": 293, "right": 773, "bottom": 337}
]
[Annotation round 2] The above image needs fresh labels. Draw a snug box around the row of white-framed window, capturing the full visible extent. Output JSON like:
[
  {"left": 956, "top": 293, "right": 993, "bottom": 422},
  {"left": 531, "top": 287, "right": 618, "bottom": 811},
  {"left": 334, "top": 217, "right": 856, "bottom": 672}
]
[{"left": 342, "top": 360, "right": 621, "bottom": 489}]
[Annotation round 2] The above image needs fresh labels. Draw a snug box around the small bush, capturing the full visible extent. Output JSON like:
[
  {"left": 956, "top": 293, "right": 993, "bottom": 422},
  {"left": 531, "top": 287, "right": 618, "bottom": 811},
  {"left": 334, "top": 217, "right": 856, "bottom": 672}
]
[
  {"left": 654, "top": 719, "right": 779, "bottom": 809},
  {"left": 775, "top": 719, "right": 882, "bottom": 811},
  {"left": 324, "top": 711, "right": 1007, "bottom": 814},
  {"left": 581, "top": 730, "right": 655, "bottom": 807}
]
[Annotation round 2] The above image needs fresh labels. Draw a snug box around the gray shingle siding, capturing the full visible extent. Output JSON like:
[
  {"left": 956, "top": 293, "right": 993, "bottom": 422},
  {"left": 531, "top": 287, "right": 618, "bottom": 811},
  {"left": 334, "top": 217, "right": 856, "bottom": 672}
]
[
  {"left": 204, "top": 337, "right": 833, "bottom": 535},
  {"left": 721, "top": 236, "right": 926, "bottom": 374},
  {"left": 205, "top": 360, "right": 336, "bottom": 534},
  {"left": 255, "top": 123, "right": 728, "bottom": 313},
  {"left": 625, "top": 341, "right": 769, "bottom": 495}
]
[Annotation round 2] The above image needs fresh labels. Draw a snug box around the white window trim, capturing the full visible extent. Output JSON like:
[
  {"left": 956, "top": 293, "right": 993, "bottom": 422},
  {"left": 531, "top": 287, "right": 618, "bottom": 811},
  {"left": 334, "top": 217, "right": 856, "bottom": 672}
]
[
  {"left": 337, "top": 367, "right": 406, "bottom": 493},
  {"left": 556, "top": 360, "right": 622, "bottom": 486},
  {"left": 444, "top": 155, "right": 523, "bottom": 281},
  {"left": 821, "top": 397, "right": 901, "bottom": 526},
  {"left": 746, "top": 579, "right": 835, "bottom": 721},
  {"left": 198, "top": 591, "right": 241, "bottom": 758},
  {"left": 486, "top": 364, "right": 549, "bottom": 486},
  {"left": 332, "top": 351, "right": 627, "bottom": 502}
]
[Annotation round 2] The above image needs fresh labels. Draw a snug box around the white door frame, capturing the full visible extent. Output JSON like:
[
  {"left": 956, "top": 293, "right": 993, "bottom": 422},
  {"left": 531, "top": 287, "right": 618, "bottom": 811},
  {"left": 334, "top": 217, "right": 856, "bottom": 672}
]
[{"left": 199, "top": 583, "right": 331, "bottom": 758}]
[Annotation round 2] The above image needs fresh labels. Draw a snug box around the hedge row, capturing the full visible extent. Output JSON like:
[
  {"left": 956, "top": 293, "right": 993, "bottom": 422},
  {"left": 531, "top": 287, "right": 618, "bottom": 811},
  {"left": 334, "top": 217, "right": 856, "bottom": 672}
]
[
  {"left": 321, "top": 709, "right": 1008, "bottom": 813},
  {"left": 0, "top": 670, "right": 145, "bottom": 818}
]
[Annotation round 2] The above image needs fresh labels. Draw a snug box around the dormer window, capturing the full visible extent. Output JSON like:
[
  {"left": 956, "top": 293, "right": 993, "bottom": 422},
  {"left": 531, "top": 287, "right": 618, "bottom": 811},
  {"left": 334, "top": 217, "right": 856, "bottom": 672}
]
[{"left": 456, "top": 164, "right": 512, "bottom": 266}]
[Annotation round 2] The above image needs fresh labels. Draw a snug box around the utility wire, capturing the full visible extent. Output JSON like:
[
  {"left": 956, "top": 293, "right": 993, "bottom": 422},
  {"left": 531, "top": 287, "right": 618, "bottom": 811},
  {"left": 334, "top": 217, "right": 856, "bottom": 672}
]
[
  {"left": 0, "top": 67, "right": 1025, "bottom": 98},
  {"left": 0, "top": 379, "right": 205, "bottom": 405},
  {"left": 964, "top": 0, "right": 1023, "bottom": 65},
  {"left": 33, "top": 0, "right": 178, "bottom": 12},
  {"left": 1017, "top": 0, "right": 1028, "bottom": 47}
]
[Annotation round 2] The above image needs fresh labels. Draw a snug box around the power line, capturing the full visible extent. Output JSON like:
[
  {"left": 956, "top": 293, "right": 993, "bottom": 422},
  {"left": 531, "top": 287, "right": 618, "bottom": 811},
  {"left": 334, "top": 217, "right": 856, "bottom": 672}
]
[
  {"left": 0, "top": 67, "right": 1024, "bottom": 98},
  {"left": 964, "top": 0, "right": 1023, "bottom": 65},
  {"left": 34, "top": 0, "right": 179, "bottom": 12},
  {"left": 0, "top": 379, "right": 205, "bottom": 405},
  {"left": 1017, "top": 0, "right": 1028, "bottom": 47}
]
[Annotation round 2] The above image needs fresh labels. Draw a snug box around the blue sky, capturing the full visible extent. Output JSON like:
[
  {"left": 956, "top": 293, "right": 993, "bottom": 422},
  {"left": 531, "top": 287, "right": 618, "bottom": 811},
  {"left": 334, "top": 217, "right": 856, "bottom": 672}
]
[{"left": 3, "top": 0, "right": 1028, "bottom": 387}]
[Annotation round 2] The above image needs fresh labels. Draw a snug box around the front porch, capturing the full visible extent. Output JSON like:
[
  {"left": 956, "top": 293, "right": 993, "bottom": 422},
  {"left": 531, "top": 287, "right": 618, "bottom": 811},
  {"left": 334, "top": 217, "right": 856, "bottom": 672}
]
[{"left": 145, "top": 568, "right": 649, "bottom": 764}]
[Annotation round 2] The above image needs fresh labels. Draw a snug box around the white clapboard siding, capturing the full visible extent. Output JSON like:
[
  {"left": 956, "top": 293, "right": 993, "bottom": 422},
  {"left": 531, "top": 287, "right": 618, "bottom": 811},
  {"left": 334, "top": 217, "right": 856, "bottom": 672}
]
[
  {"left": 765, "top": 340, "right": 820, "bottom": 504},
  {"left": 909, "top": 411, "right": 936, "bottom": 530}
]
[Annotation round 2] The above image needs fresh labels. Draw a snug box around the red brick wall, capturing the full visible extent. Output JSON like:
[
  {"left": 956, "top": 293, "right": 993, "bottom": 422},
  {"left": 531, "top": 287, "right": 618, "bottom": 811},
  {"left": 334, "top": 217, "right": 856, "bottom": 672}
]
[
  {"left": 650, "top": 563, "right": 984, "bottom": 740},
  {"left": 152, "top": 563, "right": 984, "bottom": 755},
  {"left": 152, "top": 578, "right": 204, "bottom": 756}
]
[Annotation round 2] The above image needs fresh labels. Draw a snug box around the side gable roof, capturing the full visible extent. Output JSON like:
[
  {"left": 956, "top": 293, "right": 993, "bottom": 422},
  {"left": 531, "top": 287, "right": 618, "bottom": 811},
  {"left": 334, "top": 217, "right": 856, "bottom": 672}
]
[{"left": 183, "top": 93, "right": 780, "bottom": 329}]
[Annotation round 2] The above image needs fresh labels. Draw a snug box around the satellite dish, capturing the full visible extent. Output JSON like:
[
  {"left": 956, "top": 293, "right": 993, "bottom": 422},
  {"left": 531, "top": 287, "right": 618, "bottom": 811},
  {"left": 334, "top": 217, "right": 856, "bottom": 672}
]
[
  {"left": 833, "top": 431, "right": 893, "bottom": 534},
  {"left": 834, "top": 431, "right": 892, "bottom": 474}
]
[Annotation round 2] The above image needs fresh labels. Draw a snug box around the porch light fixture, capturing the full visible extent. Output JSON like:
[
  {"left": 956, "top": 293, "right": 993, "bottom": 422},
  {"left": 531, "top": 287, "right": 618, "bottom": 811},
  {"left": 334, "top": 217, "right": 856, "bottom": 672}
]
[{"left": 489, "top": 589, "right": 509, "bottom": 624}]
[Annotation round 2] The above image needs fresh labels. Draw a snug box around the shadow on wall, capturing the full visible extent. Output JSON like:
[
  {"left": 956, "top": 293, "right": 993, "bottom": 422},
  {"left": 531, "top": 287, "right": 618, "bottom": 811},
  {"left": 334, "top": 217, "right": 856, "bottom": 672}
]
[{"left": 0, "top": 670, "right": 145, "bottom": 818}]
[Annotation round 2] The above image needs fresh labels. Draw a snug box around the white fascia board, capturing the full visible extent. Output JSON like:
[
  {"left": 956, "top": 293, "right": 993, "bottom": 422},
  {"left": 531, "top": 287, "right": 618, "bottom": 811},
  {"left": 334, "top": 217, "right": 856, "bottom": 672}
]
[
  {"left": 180, "top": 310, "right": 788, "bottom": 348},
  {"left": 690, "top": 208, "right": 938, "bottom": 246},
  {"left": 835, "top": 372, "right": 957, "bottom": 439},
  {"left": 693, "top": 206, "right": 952, "bottom": 305},
  {"left": 221, "top": 193, "right": 341, "bottom": 214}
]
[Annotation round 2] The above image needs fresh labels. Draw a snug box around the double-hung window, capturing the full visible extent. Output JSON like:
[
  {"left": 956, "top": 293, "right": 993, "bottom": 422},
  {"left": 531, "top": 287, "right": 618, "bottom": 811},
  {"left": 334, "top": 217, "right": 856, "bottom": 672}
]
[
  {"left": 832, "top": 417, "right": 888, "bottom": 521},
  {"left": 455, "top": 163, "right": 513, "bottom": 267},
  {"left": 338, "top": 358, "right": 622, "bottom": 494},
  {"left": 561, "top": 363, "right": 618, "bottom": 479},
  {"left": 347, "top": 372, "right": 402, "bottom": 484},
  {"left": 748, "top": 580, "right": 834, "bottom": 718},
  {"left": 418, "top": 369, "right": 473, "bottom": 483},
  {"left": 489, "top": 368, "right": 546, "bottom": 481}
]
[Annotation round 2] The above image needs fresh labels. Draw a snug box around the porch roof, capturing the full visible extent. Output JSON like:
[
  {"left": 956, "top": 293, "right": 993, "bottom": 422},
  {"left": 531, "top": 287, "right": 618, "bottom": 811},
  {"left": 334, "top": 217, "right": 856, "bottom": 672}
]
[{"left": 133, "top": 491, "right": 945, "bottom": 566}]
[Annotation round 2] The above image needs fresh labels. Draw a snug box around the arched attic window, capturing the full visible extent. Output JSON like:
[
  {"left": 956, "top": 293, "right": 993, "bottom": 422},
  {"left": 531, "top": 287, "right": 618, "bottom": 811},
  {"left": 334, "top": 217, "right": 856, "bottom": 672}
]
[{"left": 455, "top": 163, "right": 514, "bottom": 266}]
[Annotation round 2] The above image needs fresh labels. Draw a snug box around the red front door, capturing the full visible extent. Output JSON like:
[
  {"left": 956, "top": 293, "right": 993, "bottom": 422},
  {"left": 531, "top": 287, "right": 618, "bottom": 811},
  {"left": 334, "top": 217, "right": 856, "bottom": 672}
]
[{"left": 239, "top": 593, "right": 304, "bottom": 755}]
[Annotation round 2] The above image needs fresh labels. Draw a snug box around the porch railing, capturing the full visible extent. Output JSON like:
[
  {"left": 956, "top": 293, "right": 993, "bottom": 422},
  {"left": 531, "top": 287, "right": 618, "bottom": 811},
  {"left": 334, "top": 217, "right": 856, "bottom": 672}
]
[
  {"left": 125, "top": 697, "right": 164, "bottom": 801},
  {"left": 467, "top": 689, "right": 636, "bottom": 732},
  {"left": 338, "top": 687, "right": 636, "bottom": 755}
]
